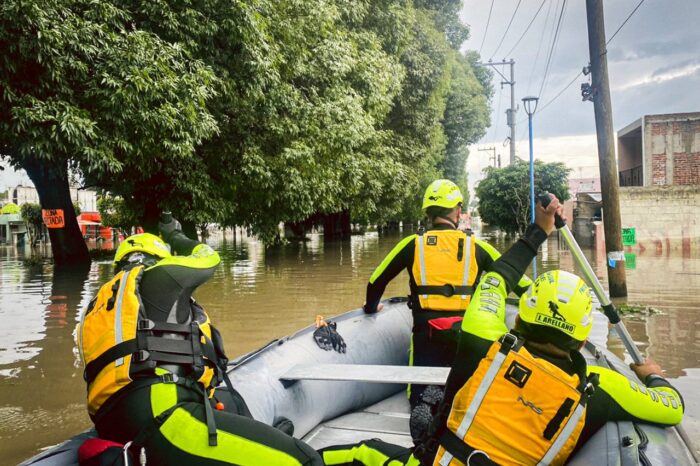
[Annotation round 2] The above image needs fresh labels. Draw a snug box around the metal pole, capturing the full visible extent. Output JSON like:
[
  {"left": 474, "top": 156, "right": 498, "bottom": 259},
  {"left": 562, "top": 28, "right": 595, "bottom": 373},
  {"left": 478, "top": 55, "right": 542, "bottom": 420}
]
[
  {"left": 523, "top": 96, "right": 539, "bottom": 277},
  {"left": 585, "top": 0, "right": 627, "bottom": 296},
  {"left": 528, "top": 112, "right": 536, "bottom": 277},
  {"left": 510, "top": 60, "right": 516, "bottom": 165},
  {"left": 476, "top": 60, "right": 516, "bottom": 165}
]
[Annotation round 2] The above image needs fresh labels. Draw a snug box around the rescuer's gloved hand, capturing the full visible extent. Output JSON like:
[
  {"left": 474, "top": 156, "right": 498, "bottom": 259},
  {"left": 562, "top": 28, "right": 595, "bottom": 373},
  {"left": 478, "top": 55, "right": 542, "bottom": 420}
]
[
  {"left": 313, "top": 321, "right": 347, "bottom": 353},
  {"left": 158, "top": 212, "right": 182, "bottom": 243}
]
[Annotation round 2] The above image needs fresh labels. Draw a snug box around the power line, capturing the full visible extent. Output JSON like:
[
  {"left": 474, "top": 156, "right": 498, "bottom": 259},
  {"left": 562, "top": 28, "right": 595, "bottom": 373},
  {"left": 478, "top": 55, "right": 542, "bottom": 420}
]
[
  {"left": 538, "top": 70, "right": 582, "bottom": 113},
  {"left": 516, "top": 69, "right": 581, "bottom": 128},
  {"left": 527, "top": 0, "right": 555, "bottom": 94},
  {"left": 489, "top": 0, "right": 523, "bottom": 59},
  {"left": 479, "top": 0, "right": 496, "bottom": 55},
  {"left": 505, "top": 0, "right": 548, "bottom": 57},
  {"left": 537, "top": 0, "right": 568, "bottom": 97},
  {"left": 607, "top": 0, "right": 646, "bottom": 45}
]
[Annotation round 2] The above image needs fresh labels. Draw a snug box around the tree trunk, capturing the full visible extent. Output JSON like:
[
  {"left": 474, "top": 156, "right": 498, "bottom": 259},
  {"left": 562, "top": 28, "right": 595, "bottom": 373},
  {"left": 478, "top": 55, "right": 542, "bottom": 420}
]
[
  {"left": 23, "top": 158, "right": 90, "bottom": 266},
  {"left": 323, "top": 210, "right": 351, "bottom": 240}
]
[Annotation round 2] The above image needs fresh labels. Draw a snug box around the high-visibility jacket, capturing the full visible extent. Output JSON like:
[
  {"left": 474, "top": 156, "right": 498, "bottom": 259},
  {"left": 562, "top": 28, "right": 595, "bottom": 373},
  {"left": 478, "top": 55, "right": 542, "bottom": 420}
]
[
  {"left": 434, "top": 333, "right": 593, "bottom": 466},
  {"left": 412, "top": 230, "right": 479, "bottom": 312},
  {"left": 77, "top": 265, "right": 222, "bottom": 416}
]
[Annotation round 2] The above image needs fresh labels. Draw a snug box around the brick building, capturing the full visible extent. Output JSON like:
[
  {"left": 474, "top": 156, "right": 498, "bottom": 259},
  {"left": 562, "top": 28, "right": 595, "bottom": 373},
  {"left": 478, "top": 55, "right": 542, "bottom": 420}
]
[
  {"left": 616, "top": 112, "right": 700, "bottom": 255},
  {"left": 617, "top": 112, "right": 700, "bottom": 187}
]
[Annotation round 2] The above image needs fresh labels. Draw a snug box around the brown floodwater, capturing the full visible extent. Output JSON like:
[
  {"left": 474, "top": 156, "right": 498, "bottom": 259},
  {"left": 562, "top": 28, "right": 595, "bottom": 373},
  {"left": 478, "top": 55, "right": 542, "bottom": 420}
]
[{"left": 1, "top": 228, "right": 699, "bottom": 465}]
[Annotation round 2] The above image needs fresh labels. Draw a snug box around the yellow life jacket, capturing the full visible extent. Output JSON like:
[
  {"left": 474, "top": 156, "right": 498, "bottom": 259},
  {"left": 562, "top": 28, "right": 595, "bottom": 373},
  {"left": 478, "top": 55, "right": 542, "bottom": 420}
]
[
  {"left": 434, "top": 334, "right": 594, "bottom": 466},
  {"left": 77, "top": 265, "right": 221, "bottom": 416},
  {"left": 412, "top": 229, "right": 478, "bottom": 311}
]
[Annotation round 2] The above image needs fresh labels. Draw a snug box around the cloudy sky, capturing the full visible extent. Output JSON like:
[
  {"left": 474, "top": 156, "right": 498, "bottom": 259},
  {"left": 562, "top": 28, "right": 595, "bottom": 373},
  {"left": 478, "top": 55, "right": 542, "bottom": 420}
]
[{"left": 461, "top": 0, "right": 700, "bottom": 188}]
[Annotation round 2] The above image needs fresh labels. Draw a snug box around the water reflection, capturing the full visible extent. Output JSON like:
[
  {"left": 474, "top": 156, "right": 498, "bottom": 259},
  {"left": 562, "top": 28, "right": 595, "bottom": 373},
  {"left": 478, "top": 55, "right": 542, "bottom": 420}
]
[{"left": 1, "top": 228, "right": 699, "bottom": 464}]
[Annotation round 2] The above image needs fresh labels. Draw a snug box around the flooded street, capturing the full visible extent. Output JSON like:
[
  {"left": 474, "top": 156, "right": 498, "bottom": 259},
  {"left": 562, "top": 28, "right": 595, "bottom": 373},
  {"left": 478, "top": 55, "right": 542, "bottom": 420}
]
[{"left": 1, "top": 228, "right": 699, "bottom": 465}]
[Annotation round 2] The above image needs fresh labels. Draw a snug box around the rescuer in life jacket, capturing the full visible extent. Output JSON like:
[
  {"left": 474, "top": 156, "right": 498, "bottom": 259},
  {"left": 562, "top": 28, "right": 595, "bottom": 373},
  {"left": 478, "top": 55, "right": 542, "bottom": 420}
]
[
  {"left": 363, "top": 179, "right": 532, "bottom": 411},
  {"left": 77, "top": 216, "right": 324, "bottom": 466},
  {"left": 321, "top": 195, "right": 683, "bottom": 466}
]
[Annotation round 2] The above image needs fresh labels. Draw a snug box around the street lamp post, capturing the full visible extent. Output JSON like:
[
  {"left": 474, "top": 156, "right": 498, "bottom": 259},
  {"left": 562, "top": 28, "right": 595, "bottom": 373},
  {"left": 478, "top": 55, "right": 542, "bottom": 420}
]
[{"left": 522, "top": 96, "right": 539, "bottom": 277}]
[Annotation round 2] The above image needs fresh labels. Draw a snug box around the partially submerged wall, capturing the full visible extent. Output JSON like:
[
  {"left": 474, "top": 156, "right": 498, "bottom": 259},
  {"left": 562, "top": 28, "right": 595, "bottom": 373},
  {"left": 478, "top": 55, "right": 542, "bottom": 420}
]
[{"left": 619, "top": 185, "right": 700, "bottom": 255}]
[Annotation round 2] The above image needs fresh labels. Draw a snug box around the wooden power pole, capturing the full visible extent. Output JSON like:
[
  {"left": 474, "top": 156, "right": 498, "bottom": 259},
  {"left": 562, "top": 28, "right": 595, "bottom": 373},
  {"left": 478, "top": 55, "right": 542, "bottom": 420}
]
[{"left": 585, "top": 0, "right": 627, "bottom": 297}]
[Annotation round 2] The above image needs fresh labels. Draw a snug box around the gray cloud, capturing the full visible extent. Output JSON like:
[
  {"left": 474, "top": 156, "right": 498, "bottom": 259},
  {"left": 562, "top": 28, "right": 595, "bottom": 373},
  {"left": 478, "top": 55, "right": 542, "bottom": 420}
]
[{"left": 461, "top": 0, "right": 700, "bottom": 143}]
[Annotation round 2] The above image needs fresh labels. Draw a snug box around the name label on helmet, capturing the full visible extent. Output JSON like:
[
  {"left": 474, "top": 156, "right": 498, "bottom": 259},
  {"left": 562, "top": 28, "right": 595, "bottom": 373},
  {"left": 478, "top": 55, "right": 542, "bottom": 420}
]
[{"left": 535, "top": 313, "right": 575, "bottom": 335}]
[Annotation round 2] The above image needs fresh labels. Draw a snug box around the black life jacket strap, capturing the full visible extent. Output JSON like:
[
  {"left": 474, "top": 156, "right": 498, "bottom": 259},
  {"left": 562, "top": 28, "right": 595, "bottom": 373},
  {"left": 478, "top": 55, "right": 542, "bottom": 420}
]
[
  {"left": 415, "top": 284, "right": 474, "bottom": 297},
  {"left": 84, "top": 340, "right": 139, "bottom": 383},
  {"left": 438, "top": 429, "right": 498, "bottom": 466},
  {"left": 84, "top": 326, "right": 222, "bottom": 385}
]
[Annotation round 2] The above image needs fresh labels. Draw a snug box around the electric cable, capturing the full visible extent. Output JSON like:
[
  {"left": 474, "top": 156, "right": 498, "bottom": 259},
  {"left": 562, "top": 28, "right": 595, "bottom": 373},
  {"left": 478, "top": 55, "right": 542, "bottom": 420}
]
[
  {"left": 607, "top": 0, "right": 646, "bottom": 45},
  {"left": 538, "top": 70, "right": 583, "bottom": 113},
  {"left": 537, "top": 0, "right": 568, "bottom": 97},
  {"left": 527, "top": 0, "right": 555, "bottom": 94},
  {"left": 489, "top": 0, "right": 523, "bottom": 59},
  {"left": 538, "top": 0, "right": 646, "bottom": 112},
  {"left": 479, "top": 0, "right": 496, "bottom": 55},
  {"left": 505, "top": 0, "right": 548, "bottom": 57}
]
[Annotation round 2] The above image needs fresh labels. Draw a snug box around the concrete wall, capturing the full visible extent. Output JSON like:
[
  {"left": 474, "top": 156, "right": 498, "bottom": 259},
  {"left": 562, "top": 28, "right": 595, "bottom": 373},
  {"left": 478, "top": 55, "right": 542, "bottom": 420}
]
[
  {"left": 7, "top": 185, "right": 97, "bottom": 211},
  {"left": 619, "top": 185, "right": 700, "bottom": 255},
  {"left": 644, "top": 113, "right": 700, "bottom": 186}
]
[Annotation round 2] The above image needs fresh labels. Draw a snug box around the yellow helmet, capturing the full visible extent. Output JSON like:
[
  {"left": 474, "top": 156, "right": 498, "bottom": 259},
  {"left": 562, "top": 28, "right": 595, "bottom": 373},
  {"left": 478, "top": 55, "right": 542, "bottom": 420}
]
[
  {"left": 422, "top": 179, "right": 464, "bottom": 211},
  {"left": 114, "top": 233, "right": 172, "bottom": 265},
  {"left": 518, "top": 270, "right": 593, "bottom": 341}
]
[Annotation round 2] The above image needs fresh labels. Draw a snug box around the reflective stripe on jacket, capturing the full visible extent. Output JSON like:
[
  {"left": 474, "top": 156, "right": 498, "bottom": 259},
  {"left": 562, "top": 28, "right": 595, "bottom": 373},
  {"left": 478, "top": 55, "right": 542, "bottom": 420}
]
[
  {"left": 78, "top": 265, "right": 217, "bottom": 416},
  {"left": 412, "top": 230, "right": 478, "bottom": 311},
  {"left": 434, "top": 334, "right": 589, "bottom": 466}
]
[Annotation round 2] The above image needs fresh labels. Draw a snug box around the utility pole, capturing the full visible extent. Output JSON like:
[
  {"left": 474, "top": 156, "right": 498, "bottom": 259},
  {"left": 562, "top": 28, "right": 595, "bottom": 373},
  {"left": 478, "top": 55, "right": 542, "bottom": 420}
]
[
  {"left": 585, "top": 0, "right": 627, "bottom": 297},
  {"left": 477, "top": 60, "right": 517, "bottom": 164},
  {"left": 478, "top": 146, "right": 498, "bottom": 168}
]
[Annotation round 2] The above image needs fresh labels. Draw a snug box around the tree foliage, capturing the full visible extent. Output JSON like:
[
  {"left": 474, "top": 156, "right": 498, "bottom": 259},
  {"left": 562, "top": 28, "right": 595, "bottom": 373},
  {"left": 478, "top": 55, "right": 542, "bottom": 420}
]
[
  {"left": 97, "top": 195, "right": 138, "bottom": 232},
  {"left": 1, "top": 0, "right": 493, "bottom": 257},
  {"left": 1, "top": 202, "right": 20, "bottom": 214},
  {"left": 476, "top": 160, "right": 571, "bottom": 235},
  {"left": 20, "top": 202, "right": 43, "bottom": 247}
]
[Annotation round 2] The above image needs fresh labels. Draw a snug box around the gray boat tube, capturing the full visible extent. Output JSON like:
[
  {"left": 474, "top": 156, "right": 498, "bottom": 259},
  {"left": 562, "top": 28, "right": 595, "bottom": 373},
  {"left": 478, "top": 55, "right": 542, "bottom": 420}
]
[{"left": 225, "top": 297, "right": 413, "bottom": 438}]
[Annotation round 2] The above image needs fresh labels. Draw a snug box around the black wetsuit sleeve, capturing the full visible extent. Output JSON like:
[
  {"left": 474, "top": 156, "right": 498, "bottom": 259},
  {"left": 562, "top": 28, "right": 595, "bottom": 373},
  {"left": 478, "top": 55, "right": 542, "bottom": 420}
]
[
  {"left": 364, "top": 236, "right": 415, "bottom": 313},
  {"left": 443, "top": 334, "right": 492, "bottom": 404},
  {"left": 168, "top": 230, "right": 201, "bottom": 256},
  {"left": 490, "top": 224, "right": 548, "bottom": 293}
]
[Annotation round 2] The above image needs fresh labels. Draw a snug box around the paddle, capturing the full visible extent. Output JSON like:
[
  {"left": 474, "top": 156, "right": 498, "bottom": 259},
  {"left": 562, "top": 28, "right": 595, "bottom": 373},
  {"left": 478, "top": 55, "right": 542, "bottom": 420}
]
[
  {"left": 538, "top": 193, "right": 644, "bottom": 364},
  {"left": 280, "top": 364, "right": 450, "bottom": 385}
]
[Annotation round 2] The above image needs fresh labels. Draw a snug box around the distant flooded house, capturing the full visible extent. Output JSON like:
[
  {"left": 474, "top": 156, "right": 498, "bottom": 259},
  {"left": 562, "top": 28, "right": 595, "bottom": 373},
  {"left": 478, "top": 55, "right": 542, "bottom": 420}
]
[
  {"left": 0, "top": 202, "right": 27, "bottom": 245},
  {"left": 617, "top": 112, "right": 700, "bottom": 254}
]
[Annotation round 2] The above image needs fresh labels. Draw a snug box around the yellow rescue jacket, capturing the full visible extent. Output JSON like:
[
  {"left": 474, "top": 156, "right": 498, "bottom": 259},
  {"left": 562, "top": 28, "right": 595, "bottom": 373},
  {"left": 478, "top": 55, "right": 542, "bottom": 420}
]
[
  {"left": 412, "top": 229, "right": 478, "bottom": 311},
  {"left": 434, "top": 334, "right": 594, "bottom": 466},
  {"left": 77, "top": 265, "right": 221, "bottom": 416}
]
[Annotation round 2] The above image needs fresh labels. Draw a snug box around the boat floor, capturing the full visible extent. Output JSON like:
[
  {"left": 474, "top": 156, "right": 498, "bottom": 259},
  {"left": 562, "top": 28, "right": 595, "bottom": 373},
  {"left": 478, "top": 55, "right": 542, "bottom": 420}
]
[{"left": 302, "top": 391, "right": 413, "bottom": 449}]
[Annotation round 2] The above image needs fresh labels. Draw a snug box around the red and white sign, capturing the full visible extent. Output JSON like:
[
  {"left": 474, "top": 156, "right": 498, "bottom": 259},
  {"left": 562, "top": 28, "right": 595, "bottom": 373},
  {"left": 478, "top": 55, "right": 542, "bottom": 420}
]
[{"left": 42, "top": 209, "right": 65, "bottom": 229}]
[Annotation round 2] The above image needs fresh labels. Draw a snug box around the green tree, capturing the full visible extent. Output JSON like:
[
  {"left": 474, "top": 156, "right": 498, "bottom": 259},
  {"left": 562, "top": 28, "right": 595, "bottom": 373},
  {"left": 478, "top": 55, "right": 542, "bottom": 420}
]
[
  {"left": 20, "top": 202, "right": 43, "bottom": 247},
  {"left": 97, "top": 195, "right": 138, "bottom": 233},
  {"left": 0, "top": 0, "right": 218, "bottom": 264},
  {"left": 476, "top": 160, "right": 571, "bottom": 235},
  {"left": 1, "top": 202, "right": 20, "bottom": 214}
]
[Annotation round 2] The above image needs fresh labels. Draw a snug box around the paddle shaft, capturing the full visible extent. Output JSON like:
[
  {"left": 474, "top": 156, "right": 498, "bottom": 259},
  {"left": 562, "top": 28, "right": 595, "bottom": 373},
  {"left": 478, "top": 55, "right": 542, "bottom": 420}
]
[{"left": 539, "top": 194, "right": 644, "bottom": 364}]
